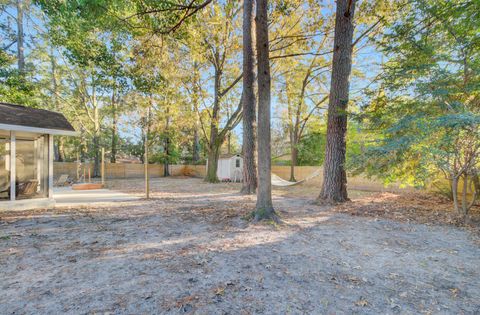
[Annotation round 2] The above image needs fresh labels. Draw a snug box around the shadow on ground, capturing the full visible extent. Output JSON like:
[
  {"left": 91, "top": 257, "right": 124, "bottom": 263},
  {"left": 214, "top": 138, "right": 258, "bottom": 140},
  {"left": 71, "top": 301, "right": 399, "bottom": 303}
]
[{"left": 1, "top": 177, "right": 479, "bottom": 314}]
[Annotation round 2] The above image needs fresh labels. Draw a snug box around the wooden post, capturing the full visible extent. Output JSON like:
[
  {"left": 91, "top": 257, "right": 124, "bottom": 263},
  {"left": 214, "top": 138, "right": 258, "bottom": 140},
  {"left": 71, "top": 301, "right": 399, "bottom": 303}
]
[
  {"left": 101, "top": 147, "right": 105, "bottom": 186},
  {"left": 145, "top": 107, "right": 150, "bottom": 199},
  {"left": 87, "top": 160, "right": 91, "bottom": 183},
  {"left": 76, "top": 152, "right": 80, "bottom": 181},
  {"left": 10, "top": 131, "right": 16, "bottom": 201}
]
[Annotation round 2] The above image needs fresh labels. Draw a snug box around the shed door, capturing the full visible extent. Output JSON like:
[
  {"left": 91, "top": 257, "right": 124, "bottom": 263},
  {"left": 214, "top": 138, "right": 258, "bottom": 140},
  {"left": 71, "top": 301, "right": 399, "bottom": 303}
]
[{"left": 217, "top": 159, "right": 230, "bottom": 180}]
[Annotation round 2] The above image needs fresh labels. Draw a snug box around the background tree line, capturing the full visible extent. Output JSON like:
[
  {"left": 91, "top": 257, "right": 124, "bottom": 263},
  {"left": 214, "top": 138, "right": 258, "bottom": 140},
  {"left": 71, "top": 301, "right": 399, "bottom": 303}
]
[{"left": 1, "top": 0, "right": 478, "bottom": 219}]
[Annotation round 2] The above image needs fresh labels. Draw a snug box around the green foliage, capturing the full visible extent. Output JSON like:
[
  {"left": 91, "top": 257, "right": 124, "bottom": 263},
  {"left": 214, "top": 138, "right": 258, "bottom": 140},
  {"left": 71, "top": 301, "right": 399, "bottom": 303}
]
[
  {"left": 0, "top": 46, "right": 39, "bottom": 106},
  {"left": 296, "top": 120, "right": 367, "bottom": 167},
  {"left": 353, "top": 0, "right": 480, "bottom": 188}
]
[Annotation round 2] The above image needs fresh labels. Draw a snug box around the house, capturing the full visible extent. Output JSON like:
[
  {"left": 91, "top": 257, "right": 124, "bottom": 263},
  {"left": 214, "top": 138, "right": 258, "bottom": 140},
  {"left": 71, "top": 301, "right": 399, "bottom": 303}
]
[
  {"left": 0, "top": 103, "right": 76, "bottom": 211},
  {"left": 216, "top": 154, "right": 243, "bottom": 182}
]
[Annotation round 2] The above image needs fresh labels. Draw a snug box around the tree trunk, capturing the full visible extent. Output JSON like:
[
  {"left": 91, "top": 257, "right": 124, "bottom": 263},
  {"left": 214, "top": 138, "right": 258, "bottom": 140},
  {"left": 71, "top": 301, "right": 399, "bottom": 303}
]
[
  {"left": 452, "top": 175, "right": 460, "bottom": 215},
  {"left": 319, "top": 0, "right": 357, "bottom": 203},
  {"left": 241, "top": 0, "right": 258, "bottom": 195},
  {"left": 290, "top": 145, "right": 298, "bottom": 182},
  {"left": 227, "top": 132, "right": 231, "bottom": 154},
  {"left": 192, "top": 62, "right": 201, "bottom": 164},
  {"left": 206, "top": 146, "right": 220, "bottom": 183},
  {"left": 144, "top": 107, "right": 150, "bottom": 199},
  {"left": 111, "top": 88, "right": 118, "bottom": 163},
  {"left": 54, "top": 140, "right": 60, "bottom": 161},
  {"left": 57, "top": 137, "right": 66, "bottom": 162},
  {"left": 93, "top": 133, "right": 100, "bottom": 177},
  {"left": 80, "top": 134, "right": 87, "bottom": 162},
  {"left": 289, "top": 126, "right": 299, "bottom": 182},
  {"left": 51, "top": 52, "right": 65, "bottom": 162},
  {"left": 164, "top": 141, "right": 170, "bottom": 177},
  {"left": 16, "top": 0, "right": 25, "bottom": 73},
  {"left": 164, "top": 107, "right": 171, "bottom": 177},
  {"left": 205, "top": 67, "right": 222, "bottom": 183},
  {"left": 461, "top": 174, "right": 468, "bottom": 220},
  {"left": 93, "top": 94, "right": 101, "bottom": 177},
  {"left": 192, "top": 122, "right": 200, "bottom": 163},
  {"left": 254, "top": 0, "right": 277, "bottom": 220}
]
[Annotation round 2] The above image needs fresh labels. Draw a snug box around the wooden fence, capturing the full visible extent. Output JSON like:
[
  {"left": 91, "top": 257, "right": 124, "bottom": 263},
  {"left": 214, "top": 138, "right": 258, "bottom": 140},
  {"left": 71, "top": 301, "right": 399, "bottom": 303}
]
[{"left": 53, "top": 162, "right": 412, "bottom": 192}]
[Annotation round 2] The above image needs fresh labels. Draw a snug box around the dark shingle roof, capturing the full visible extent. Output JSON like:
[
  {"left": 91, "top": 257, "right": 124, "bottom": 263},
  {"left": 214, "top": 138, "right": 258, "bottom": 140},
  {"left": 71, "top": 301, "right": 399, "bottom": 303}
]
[
  {"left": 219, "top": 154, "right": 242, "bottom": 159},
  {"left": 0, "top": 102, "right": 75, "bottom": 132}
]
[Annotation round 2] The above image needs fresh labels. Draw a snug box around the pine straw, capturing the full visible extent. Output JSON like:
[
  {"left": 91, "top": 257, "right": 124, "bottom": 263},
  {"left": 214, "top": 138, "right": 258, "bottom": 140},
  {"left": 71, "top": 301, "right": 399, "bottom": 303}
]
[{"left": 334, "top": 192, "right": 480, "bottom": 230}]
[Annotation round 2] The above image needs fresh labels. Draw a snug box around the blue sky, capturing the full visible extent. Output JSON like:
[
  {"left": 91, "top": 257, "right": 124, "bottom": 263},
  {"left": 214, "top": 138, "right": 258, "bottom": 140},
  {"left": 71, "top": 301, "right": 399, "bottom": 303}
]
[{"left": 1, "top": 0, "right": 385, "bottom": 148}]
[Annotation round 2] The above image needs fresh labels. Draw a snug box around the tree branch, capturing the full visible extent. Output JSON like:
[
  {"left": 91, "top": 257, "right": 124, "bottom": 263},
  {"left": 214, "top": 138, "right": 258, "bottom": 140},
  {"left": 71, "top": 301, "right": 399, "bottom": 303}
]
[{"left": 219, "top": 73, "right": 243, "bottom": 97}]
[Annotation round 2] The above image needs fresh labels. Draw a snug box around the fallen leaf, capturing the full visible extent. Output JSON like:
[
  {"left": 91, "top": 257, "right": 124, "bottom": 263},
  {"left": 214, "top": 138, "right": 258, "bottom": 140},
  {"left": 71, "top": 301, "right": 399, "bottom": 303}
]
[{"left": 355, "top": 298, "right": 369, "bottom": 307}]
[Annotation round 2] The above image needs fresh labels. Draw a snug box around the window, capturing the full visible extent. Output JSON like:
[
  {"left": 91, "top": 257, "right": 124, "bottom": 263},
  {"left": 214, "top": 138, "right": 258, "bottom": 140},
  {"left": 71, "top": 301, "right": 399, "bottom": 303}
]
[{"left": 236, "top": 159, "right": 240, "bottom": 168}]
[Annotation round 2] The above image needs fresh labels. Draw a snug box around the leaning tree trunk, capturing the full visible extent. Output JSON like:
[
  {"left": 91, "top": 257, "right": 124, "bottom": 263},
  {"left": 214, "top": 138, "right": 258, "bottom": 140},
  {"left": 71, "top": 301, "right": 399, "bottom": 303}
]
[
  {"left": 254, "top": 0, "right": 277, "bottom": 221},
  {"left": 241, "top": 0, "right": 258, "bottom": 195},
  {"left": 319, "top": 0, "right": 357, "bottom": 203}
]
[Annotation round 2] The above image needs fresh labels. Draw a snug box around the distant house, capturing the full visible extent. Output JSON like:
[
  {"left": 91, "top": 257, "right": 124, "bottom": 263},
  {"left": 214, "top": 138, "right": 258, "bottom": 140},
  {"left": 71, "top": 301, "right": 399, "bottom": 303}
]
[
  {"left": 0, "top": 103, "right": 76, "bottom": 211},
  {"left": 215, "top": 154, "right": 243, "bottom": 182}
]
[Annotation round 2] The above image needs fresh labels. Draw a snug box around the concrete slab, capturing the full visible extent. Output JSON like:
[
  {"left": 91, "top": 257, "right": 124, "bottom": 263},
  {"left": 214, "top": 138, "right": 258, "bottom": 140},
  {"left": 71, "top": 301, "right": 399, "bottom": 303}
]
[
  {"left": 0, "top": 198, "right": 55, "bottom": 211},
  {"left": 53, "top": 187, "right": 141, "bottom": 207}
]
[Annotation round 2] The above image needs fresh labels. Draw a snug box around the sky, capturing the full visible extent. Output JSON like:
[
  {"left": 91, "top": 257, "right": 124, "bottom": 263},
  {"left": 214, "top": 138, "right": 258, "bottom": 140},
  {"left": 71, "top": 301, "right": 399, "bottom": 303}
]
[{"left": 1, "top": 0, "right": 385, "bottom": 149}]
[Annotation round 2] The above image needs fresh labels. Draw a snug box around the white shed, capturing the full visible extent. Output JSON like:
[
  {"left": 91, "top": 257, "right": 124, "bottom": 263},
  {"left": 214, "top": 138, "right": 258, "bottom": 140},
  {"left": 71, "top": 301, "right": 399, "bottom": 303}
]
[{"left": 216, "top": 154, "right": 243, "bottom": 182}]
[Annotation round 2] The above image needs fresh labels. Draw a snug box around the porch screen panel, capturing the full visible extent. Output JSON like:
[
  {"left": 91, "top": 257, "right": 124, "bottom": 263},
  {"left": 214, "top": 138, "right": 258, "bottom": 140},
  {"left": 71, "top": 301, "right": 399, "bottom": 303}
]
[{"left": 16, "top": 135, "right": 48, "bottom": 199}]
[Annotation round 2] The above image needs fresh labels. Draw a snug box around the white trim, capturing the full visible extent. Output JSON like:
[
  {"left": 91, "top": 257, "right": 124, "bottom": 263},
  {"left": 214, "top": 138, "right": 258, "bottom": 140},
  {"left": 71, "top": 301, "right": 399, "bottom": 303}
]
[
  {"left": 0, "top": 123, "right": 78, "bottom": 136},
  {"left": 9, "top": 131, "right": 15, "bottom": 201},
  {"left": 48, "top": 135, "right": 54, "bottom": 198}
]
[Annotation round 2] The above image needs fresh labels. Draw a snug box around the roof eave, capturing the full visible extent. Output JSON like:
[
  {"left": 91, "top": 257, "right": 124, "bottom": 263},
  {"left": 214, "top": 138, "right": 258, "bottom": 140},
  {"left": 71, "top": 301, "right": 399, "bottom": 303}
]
[{"left": 0, "top": 123, "right": 78, "bottom": 136}]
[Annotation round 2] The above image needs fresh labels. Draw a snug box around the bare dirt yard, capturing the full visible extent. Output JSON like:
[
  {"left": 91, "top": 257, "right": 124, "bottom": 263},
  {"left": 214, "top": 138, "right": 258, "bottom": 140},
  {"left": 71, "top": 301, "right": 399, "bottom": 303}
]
[{"left": 1, "top": 177, "right": 479, "bottom": 314}]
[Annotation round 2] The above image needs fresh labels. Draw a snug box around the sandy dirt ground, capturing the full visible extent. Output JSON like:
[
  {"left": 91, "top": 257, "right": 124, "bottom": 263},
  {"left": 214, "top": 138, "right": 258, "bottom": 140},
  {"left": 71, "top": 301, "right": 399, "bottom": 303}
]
[{"left": 1, "top": 177, "right": 479, "bottom": 314}]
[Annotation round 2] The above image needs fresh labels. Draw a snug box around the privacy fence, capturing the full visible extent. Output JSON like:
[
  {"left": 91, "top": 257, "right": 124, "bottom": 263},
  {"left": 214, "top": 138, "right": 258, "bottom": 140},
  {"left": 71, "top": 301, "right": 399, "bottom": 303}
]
[{"left": 53, "top": 162, "right": 413, "bottom": 193}]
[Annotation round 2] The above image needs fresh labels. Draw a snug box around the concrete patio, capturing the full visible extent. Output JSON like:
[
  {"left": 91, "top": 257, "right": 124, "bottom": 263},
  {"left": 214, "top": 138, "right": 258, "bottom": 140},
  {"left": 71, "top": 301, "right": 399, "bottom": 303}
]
[{"left": 53, "top": 187, "right": 141, "bottom": 207}]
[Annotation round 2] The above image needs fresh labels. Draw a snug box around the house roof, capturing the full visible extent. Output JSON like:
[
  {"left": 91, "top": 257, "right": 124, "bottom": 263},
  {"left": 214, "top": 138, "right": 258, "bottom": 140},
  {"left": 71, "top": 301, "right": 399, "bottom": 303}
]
[
  {"left": 0, "top": 102, "right": 76, "bottom": 136},
  {"left": 219, "top": 154, "right": 242, "bottom": 159}
]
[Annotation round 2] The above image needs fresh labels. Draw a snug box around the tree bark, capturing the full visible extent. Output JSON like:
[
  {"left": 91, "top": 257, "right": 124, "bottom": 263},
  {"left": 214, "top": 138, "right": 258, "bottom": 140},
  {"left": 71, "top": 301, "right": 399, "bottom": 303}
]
[
  {"left": 111, "top": 86, "right": 118, "bottom": 163},
  {"left": 205, "top": 66, "right": 222, "bottom": 183},
  {"left": 144, "top": 106, "right": 150, "bottom": 199},
  {"left": 192, "top": 120, "right": 200, "bottom": 163},
  {"left": 318, "top": 0, "right": 357, "bottom": 203},
  {"left": 192, "top": 62, "right": 201, "bottom": 164},
  {"left": 241, "top": 0, "right": 258, "bottom": 195},
  {"left": 452, "top": 175, "right": 459, "bottom": 215},
  {"left": 92, "top": 88, "right": 101, "bottom": 177},
  {"left": 164, "top": 106, "right": 171, "bottom": 177},
  {"left": 254, "top": 0, "right": 277, "bottom": 220},
  {"left": 51, "top": 52, "right": 64, "bottom": 162},
  {"left": 206, "top": 146, "right": 220, "bottom": 182},
  {"left": 290, "top": 144, "right": 298, "bottom": 182},
  {"left": 16, "top": 0, "right": 25, "bottom": 73},
  {"left": 57, "top": 137, "right": 66, "bottom": 162}
]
